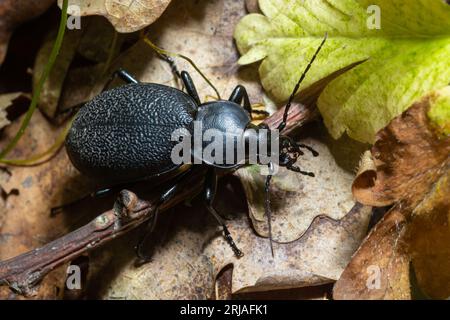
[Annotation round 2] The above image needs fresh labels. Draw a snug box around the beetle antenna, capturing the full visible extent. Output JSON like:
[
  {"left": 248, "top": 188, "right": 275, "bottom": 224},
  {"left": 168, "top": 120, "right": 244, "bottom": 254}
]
[
  {"left": 277, "top": 33, "right": 328, "bottom": 132},
  {"left": 265, "top": 164, "right": 275, "bottom": 257},
  {"left": 141, "top": 34, "right": 222, "bottom": 100}
]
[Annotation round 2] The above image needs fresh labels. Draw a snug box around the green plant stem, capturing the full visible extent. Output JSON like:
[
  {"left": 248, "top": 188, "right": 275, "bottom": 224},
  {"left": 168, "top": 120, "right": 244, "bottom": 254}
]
[
  {"left": 0, "top": 0, "right": 69, "bottom": 159},
  {"left": 0, "top": 118, "right": 72, "bottom": 165}
]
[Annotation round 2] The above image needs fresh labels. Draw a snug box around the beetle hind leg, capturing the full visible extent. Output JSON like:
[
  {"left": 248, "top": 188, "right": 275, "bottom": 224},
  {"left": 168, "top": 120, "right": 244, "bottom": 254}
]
[
  {"left": 136, "top": 166, "right": 245, "bottom": 262},
  {"left": 135, "top": 169, "right": 194, "bottom": 262},
  {"left": 135, "top": 209, "right": 160, "bottom": 262},
  {"left": 50, "top": 187, "right": 115, "bottom": 216}
]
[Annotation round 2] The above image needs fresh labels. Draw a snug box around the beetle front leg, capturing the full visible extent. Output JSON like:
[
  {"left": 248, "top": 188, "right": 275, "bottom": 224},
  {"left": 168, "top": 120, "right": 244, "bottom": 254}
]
[
  {"left": 229, "top": 85, "right": 268, "bottom": 119},
  {"left": 180, "top": 71, "right": 201, "bottom": 105},
  {"left": 203, "top": 167, "right": 243, "bottom": 258}
]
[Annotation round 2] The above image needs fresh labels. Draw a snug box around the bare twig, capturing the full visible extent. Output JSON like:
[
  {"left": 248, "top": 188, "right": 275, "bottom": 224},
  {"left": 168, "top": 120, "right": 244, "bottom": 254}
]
[{"left": 0, "top": 102, "right": 318, "bottom": 295}]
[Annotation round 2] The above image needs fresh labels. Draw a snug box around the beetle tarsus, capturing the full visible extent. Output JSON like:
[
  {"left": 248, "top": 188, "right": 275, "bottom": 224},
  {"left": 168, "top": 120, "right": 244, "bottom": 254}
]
[
  {"left": 264, "top": 172, "right": 275, "bottom": 258},
  {"left": 287, "top": 164, "right": 315, "bottom": 177},
  {"left": 223, "top": 225, "right": 244, "bottom": 258},
  {"left": 297, "top": 143, "right": 319, "bottom": 157},
  {"left": 134, "top": 211, "right": 159, "bottom": 263}
]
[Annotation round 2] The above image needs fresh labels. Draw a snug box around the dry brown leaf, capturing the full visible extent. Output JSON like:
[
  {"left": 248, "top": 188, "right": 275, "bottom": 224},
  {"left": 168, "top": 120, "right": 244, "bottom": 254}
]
[
  {"left": 332, "top": 207, "right": 411, "bottom": 300},
  {"left": 352, "top": 88, "right": 450, "bottom": 207},
  {"left": 0, "top": 110, "right": 96, "bottom": 298},
  {"left": 57, "top": 0, "right": 171, "bottom": 33},
  {"left": 0, "top": 0, "right": 55, "bottom": 65},
  {"left": 0, "top": 92, "right": 23, "bottom": 130},
  {"left": 58, "top": 0, "right": 371, "bottom": 298},
  {"left": 407, "top": 169, "right": 450, "bottom": 299},
  {"left": 87, "top": 176, "right": 371, "bottom": 299},
  {"left": 0, "top": 0, "right": 370, "bottom": 299},
  {"left": 334, "top": 88, "right": 450, "bottom": 300},
  {"left": 236, "top": 133, "right": 355, "bottom": 243}
]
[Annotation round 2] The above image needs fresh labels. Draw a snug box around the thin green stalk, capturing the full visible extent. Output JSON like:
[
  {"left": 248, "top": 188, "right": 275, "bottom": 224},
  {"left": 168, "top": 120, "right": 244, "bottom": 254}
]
[
  {"left": 0, "top": 119, "right": 72, "bottom": 165},
  {"left": 0, "top": 0, "right": 69, "bottom": 159}
]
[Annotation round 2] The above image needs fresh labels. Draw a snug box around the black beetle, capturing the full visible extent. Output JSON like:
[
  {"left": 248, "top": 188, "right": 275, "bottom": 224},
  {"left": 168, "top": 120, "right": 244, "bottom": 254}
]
[{"left": 64, "top": 36, "right": 327, "bottom": 260}]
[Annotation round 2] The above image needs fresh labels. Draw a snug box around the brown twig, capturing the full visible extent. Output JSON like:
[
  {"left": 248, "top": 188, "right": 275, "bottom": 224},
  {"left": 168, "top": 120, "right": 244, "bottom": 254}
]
[{"left": 0, "top": 102, "right": 318, "bottom": 295}]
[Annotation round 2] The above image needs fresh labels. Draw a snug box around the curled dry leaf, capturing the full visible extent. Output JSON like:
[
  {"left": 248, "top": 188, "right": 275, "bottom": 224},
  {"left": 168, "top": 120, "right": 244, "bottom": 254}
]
[
  {"left": 334, "top": 87, "right": 450, "bottom": 300},
  {"left": 57, "top": 0, "right": 171, "bottom": 33},
  {"left": 352, "top": 88, "right": 450, "bottom": 207},
  {"left": 0, "top": 0, "right": 55, "bottom": 65}
]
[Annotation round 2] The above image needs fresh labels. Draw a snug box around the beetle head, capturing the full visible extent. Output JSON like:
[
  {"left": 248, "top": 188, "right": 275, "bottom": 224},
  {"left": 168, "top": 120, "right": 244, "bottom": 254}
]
[{"left": 278, "top": 135, "right": 318, "bottom": 175}]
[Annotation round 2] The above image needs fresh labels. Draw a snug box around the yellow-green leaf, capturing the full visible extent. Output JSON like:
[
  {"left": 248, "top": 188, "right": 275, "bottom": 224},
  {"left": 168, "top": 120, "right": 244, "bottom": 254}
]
[
  {"left": 428, "top": 86, "right": 450, "bottom": 136},
  {"left": 234, "top": 0, "right": 450, "bottom": 143}
]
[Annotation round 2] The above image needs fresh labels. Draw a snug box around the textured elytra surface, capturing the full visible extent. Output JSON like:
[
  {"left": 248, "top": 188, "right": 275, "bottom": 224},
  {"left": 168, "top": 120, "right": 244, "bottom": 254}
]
[{"left": 66, "top": 83, "right": 197, "bottom": 182}]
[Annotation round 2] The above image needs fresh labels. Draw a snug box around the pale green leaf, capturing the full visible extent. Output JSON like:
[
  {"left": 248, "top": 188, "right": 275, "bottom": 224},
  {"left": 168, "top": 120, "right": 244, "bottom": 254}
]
[{"left": 234, "top": 0, "right": 450, "bottom": 143}]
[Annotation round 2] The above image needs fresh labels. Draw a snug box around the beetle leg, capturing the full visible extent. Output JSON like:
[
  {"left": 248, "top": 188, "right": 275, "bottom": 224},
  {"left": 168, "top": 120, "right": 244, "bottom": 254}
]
[
  {"left": 203, "top": 167, "right": 244, "bottom": 258},
  {"left": 50, "top": 187, "right": 114, "bottom": 216},
  {"left": 112, "top": 69, "right": 139, "bottom": 84},
  {"left": 229, "top": 85, "right": 268, "bottom": 119},
  {"left": 135, "top": 207, "right": 161, "bottom": 262},
  {"left": 180, "top": 71, "right": 201, "bottom": 105},
  {"left": 158, "top": 53, "right": 182, "bottom": 80},
  {"left": 264, "top": 168, "right": 274, "bottom": 257},
  {"left": 102, "top": 69, "right": 139, "bottom": 93},
  {"left": 56, "top": 69, "right": 139, "bottom": 118},
  {"left": 286, "top": 163, "right": 315, "bottom": 177},
  {"left": 135, "top": 168, "right": 196, "bottom": 262}
]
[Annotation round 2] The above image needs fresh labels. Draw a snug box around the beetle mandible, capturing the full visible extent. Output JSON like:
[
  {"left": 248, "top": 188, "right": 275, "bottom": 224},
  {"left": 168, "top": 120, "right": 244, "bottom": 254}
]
[{"left": 64, "top": 36, "right": 327, "bottom": 260}]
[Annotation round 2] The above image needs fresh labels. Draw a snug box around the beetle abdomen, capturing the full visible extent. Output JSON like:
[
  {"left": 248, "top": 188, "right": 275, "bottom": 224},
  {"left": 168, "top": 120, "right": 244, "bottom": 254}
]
[{"left": 66, "top": 83, "right": 197, "bottom": 182}]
